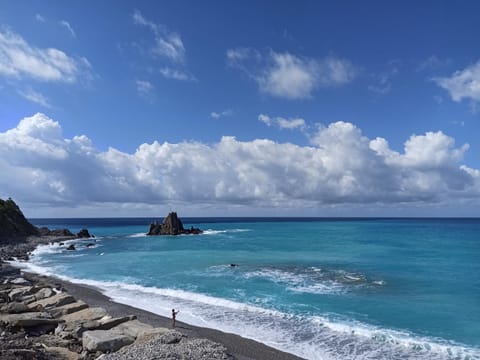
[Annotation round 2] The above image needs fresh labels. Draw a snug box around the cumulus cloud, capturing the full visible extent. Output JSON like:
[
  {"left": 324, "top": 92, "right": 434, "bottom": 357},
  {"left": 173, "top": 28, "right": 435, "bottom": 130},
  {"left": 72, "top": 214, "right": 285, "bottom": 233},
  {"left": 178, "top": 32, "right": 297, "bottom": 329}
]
[
  {"left": 59, "top": 20, "right": 76, "bottom": 38},
  {"left": 227, "top": 48, "right": 356, "bottom": 99},
  {"left": 135, "top": 79, "right": 154, "bottom": 96},
  {"left": 1, "top": 113, "right": 479, "bottom": 213},
  {"left": 17, "top": 88, "right": 51, "bottom": 108},
  {"left": 35, "top": 14, "right": 46, "bottom": 23},
  {"left": 258, "top": 114, "right": 305, "bottom": 130},
  {"left": 434, "top": 60, "right": 480, "bottom": 102},
  {"left": 211, "top": 110, "right": 233, "bottom": 119},
  {"left": 0, "top": 29, "right": 90, "bottom": 83},
  {"left": 159, "top": 67, "right": 194, "bottom": 81},
  {"left": 133, "top": 9, "right": 185, "bottom": 63}
]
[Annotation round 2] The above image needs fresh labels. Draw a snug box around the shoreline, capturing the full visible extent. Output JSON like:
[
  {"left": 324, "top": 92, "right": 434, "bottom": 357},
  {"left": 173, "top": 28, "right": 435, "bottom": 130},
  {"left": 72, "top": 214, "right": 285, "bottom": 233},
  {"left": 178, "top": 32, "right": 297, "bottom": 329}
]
[
  {"left": 35, "top": 272, "right": 304, "bottom": 360},
  {"left": 1, "top": 235, "right": 305, "bottom": 360}
]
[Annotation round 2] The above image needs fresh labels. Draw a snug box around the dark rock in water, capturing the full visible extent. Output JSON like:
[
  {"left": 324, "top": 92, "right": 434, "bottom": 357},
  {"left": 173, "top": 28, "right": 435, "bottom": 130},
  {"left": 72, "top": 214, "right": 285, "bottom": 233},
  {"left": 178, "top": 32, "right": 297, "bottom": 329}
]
[
  {"left": 65, "top": 244, "right": 76, "bottom": 251},
  {"left": 48, "top": 229, "right": 75, "bottom": 237},
  {"left": 77, "top": 229, "right": 91, "bottom": 238},
  {"left": 86, "top": 243, "right": 95, "bottom": 248},
  {"left": 230, "top": 264, "right": 239, "bottom": 267},
  {"left": 0, "top": 197, "right": 39, "bottom": 239},
  {"left": 147, "top": 212, "right": 202, "bottom": 236}
]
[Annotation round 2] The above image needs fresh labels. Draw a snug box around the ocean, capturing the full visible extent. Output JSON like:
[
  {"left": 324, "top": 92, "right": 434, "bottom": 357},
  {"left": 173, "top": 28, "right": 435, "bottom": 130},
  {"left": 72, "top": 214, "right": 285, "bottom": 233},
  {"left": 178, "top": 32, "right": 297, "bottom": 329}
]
[{"left": 12, "top": 218, "right": 480, "bottom": 360}]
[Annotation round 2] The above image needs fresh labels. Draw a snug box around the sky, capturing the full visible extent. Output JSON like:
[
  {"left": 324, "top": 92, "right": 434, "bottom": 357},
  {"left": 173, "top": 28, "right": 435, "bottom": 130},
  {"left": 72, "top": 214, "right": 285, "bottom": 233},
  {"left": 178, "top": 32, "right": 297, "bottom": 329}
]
[{"left": 1, "top": 0, "right": 480, "bottom": 217}]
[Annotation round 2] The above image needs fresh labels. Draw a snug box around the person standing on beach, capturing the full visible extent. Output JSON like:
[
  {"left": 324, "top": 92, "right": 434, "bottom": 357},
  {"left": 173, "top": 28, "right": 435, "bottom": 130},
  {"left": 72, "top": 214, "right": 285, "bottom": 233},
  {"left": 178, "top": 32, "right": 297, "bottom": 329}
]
[{"left": 172, "top": 308, "right": 179, "bottom": 328}]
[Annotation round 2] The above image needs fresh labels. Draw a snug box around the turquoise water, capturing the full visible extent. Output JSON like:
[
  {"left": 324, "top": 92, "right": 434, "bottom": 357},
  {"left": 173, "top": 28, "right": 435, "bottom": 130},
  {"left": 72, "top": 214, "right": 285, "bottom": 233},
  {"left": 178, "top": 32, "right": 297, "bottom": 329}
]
[{"left": 15, "top": 218, "right": 480, "bottom": 359}]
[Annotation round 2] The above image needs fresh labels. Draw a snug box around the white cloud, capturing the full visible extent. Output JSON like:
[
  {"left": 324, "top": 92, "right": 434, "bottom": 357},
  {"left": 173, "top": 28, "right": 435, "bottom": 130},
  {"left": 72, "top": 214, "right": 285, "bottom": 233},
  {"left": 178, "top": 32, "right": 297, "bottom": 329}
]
[
  {"left": 17, "top": 88, "right": 51, "bottom": 108},
  {"left": 0, "top": 29, "right": 90, "bottom": 83},
  {"left": 434, "top": 60, "right": 480, "bottom": 102},
  {"left": 227, "top": 48, "right": 356, "bottom": 99},
  {"left": 210, "top": 110, "right": 233, "bottom": 119},
  {"left": 35, "top": 14, "right": 46, "bottom": 22},
  {"left": 59, "top": 20, "right": 76, "bottom": 38},
  {"left": 1, "top": 113, "right": 478, "bottom": 213},
  {"left": 159, "top": 67, "right": 194, "bottom": 81},
  {"left": 136, "top": 80, "right": 154, "bottom": 96},
  {"left": 258, "top": 114, "right": 306, "bottom": 130},
  {"left": 133, "top": 9, "right": 185, "bottom": 63}
]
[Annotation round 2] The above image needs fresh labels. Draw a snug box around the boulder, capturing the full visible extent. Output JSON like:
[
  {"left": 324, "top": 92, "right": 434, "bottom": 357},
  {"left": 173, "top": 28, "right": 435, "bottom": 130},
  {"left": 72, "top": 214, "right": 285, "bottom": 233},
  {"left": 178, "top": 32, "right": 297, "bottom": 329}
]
[
  {"left": 28, "top": 293, "right": 76, "bottom": 309},
  {"left": 82, "top": 329, "right": 135, "bottom": 352},
  {"left": 147, "top": 212, "right": 202, "bottom": 235},
  {"left": 76, "top": 229, "right": 91, "bottom": 238},
  {"left": 0, "top": 302, "right": 30, "bottom": 314},
  {"left": 8, "top": 286, "right": 36, "bottom": 301},
  {"left": 66, "top": 244, "right": 76, "bottom": 251},
  {"left": 10, "top": 277, "right": 31, "bottom": 285},
  {"left": 50, "top": 300, "right": 89, "bottom": 318},
  {"left": 112, "top": 319, "right": 169, "bottom": 339},
  {"left": 34, "top": 287, "right": 55, "bottom": 300},
  {"left": 0, "top": 312, "right": 61, "bottom": 327},
  {"left": 60, "top": 307, "right": 107, "bottom": 323},
  {"left": 45, "top": 346, "right": 81, "bottom": 360}
]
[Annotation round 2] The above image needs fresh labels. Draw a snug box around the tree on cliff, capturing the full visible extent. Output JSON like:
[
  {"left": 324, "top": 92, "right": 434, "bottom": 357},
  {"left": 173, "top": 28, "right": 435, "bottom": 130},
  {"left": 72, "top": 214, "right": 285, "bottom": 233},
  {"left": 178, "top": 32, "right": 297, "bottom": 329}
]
[{"left": 0, "top": 197, "right": 39, "bottom": 239}]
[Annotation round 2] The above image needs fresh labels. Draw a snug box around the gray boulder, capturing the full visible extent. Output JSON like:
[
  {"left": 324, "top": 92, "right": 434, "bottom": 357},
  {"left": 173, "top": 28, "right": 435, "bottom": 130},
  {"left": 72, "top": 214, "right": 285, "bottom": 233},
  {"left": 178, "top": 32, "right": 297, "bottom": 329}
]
[{"left": 82, "top": 329, "right": 135, "bottom": 352}]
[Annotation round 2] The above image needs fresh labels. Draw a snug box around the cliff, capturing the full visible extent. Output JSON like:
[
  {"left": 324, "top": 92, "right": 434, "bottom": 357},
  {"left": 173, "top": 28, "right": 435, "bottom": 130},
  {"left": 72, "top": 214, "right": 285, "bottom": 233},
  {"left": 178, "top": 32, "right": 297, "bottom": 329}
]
[{"left": 0, "top": 198, "right": 39, "bottom": 239}]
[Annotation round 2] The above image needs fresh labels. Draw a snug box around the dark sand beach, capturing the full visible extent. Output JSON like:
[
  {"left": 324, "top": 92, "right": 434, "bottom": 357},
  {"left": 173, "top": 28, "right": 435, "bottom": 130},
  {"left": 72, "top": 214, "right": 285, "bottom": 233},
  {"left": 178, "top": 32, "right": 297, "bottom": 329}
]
[{"left": 0, "top": 235, "right": 304, "bottom": 360}]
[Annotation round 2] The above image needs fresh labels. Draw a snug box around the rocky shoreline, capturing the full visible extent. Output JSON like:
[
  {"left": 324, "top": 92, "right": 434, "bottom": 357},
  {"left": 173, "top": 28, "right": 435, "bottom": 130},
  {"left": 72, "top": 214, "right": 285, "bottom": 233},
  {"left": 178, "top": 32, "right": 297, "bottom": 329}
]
[{"left": 0, "top": 236, "right": 304, "bottom": 360}]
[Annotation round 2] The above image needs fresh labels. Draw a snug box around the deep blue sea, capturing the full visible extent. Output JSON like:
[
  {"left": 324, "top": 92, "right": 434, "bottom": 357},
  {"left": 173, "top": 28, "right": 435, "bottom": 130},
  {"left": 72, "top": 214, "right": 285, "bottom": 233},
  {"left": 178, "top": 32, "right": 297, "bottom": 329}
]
[{"left": 12, "top": 218, "right": 480, "bottom": 360}]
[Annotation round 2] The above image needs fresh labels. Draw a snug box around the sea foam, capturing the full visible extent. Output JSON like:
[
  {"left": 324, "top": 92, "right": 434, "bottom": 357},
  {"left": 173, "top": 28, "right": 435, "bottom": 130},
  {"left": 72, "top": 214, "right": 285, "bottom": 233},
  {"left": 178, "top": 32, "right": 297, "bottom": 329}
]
[{"left": 9, "top": 258, "right": 480, "bottom": 360}]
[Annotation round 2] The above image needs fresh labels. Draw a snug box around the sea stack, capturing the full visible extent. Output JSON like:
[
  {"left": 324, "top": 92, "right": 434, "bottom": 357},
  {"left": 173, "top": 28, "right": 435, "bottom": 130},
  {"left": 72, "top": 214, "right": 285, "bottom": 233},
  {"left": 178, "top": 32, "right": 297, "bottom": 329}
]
[{"left": 147, "top": 212, "right": 202, "bottom": 235}]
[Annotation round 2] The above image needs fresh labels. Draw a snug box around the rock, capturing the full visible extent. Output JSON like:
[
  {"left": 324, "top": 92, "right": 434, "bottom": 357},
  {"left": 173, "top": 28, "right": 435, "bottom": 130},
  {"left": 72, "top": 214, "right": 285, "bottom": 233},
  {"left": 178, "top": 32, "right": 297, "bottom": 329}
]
[
  {"left": 0, "top": 197, "right": 39, "bottom": 239},
  {"left": 65, "top": 244, "right": 76, "bottom": 251},
  {"left": 34, "top": 287, "right": 55, "bottom": 301},
  {"left": 10, "top": 277, "right": 31, "bottom": 285},
  {"left": 48, "top": 229, "right": 75, "bottom": 237},
  {"left": 85, "top": 243, "right": 95, "bottom": 248},
  {"left": 8, "top": 286, "right": 35, "bottom": 301},
  {"left": 60, "top": 307, "right": 107, "bottom": 323},
  {"left": 96, "top": 315, "right": 136, "bottom": 331},
  {"left": 45, "top": 346, "right": 81, "bottom": 360},
  {"left": 37, "top": 226, "right": 51, "bottom": 236},
  {"left": 50, "top": 300, "right": 88, "bottom": 318},
  {"left": 0, "top": 312, "right": 61, "bottom": 327},
  {"left": 28, "top": 293, "right": 76, "bottom": 309},
  {"left": 112, "top": 319, "right": 169, "bottom": 340},
  {"left": 147, "top": 212, "right": 202, "bottom": 235},
  {"left": 76, "top": 229, "right": 91, "bottom": 238},
  {"left": 158, "top": 330, "right": 183, "bottom": 344},
  {"left": 0, "top": 302, "right": 30, "bottom": 314},
  {"left": 82, "top": 330, "right": 134, "bottom": 352}
]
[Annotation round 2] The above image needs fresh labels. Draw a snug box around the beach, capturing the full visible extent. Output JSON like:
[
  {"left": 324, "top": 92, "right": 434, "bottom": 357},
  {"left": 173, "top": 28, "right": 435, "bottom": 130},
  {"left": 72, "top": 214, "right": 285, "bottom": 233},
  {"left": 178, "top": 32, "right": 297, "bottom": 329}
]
[{"left": 0, "top": 235, "right": 304, "bottom": 360}]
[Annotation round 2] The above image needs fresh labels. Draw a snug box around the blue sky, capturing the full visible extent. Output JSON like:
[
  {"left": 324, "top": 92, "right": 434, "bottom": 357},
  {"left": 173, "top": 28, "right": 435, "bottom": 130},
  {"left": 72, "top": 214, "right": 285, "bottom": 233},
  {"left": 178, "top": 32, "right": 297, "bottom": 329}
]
[{"left": 1, "top": 1, "right": 480, "bottom": 217}]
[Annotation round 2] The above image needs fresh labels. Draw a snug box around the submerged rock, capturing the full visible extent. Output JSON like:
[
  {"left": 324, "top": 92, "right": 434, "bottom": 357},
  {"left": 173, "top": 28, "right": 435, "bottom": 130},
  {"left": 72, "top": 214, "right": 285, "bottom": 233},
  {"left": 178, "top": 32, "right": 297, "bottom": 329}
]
[
  {"left": 65, "top": 244, "right": 76, "bottom": 251},
  {"left": 147, "top": 212, "right": 202, "bottom": 236}
]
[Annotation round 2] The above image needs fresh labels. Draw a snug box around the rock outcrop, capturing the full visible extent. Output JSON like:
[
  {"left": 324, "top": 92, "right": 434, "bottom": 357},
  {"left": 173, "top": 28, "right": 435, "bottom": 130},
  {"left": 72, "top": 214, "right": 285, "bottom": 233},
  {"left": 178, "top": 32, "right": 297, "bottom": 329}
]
[
  {"left": 76, "top": 229, "right": 92, "bottom": 238},
  {"left": 147, "top": 212, "right": 202, "bottom": 235},
  {"left": 0, "top": 198, "right": 39, "bottom": 239}
]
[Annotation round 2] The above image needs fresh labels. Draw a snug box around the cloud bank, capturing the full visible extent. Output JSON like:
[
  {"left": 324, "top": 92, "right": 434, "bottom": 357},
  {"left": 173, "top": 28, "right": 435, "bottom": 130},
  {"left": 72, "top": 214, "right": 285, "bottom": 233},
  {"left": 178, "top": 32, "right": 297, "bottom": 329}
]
[{"left": 1, "top": 114, "right": 479, "bottom": 215}]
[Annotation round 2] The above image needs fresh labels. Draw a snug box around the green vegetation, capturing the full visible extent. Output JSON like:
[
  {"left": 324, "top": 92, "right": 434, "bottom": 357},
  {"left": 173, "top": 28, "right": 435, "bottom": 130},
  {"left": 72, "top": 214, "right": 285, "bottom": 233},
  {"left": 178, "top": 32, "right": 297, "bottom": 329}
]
[{"left": 0, "top": 197, "right": 38, "bottom": 239}]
